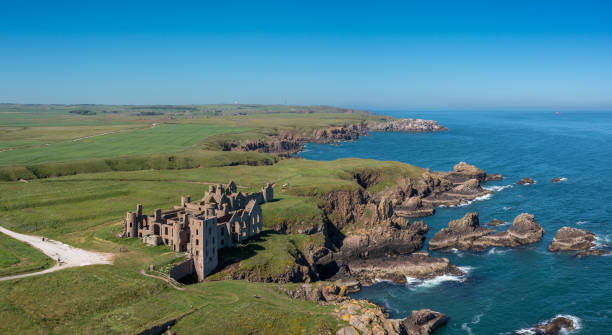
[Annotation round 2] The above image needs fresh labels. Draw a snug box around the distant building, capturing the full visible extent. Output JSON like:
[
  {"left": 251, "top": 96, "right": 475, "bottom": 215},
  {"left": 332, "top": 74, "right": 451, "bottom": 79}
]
[{"left": 123, "top": 181, "right": 274, "bottom": 281}]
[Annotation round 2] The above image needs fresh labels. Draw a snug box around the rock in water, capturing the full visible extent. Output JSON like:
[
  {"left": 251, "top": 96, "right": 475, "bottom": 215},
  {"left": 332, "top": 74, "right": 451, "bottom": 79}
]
[
  {"left": 346, "top": 251, "right": 464, "bottom": 285},
  {"left": 402, "top": 309, "right": 447, "bottom": 335},
  {"left": 551, "top": 177, "right": 564, "bottom": 183},
  {"left": 366, "top": 118, "right": 448, "bottom": 132},
  {"left": 429, "top": 212, "right": 544, "bottom": 251},
  {"left": 549, "top": 226, "right": 611, "bottom": 256},
  {"left": 517, "top": 177, "right": 536, "bottom": 185},
  {"left": 548, "top": 227, "right": 596, "bottom": 252},
  {"left": 533, "top": 316, "right": 575, "bottom": 335},
  {"left": 487, "top": 219, "right": 506, "bottom": 226}
]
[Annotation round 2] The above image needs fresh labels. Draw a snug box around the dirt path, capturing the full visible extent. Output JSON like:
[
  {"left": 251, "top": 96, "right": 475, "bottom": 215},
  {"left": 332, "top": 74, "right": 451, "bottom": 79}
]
[{"left": 0, "top": 225, "right": 113, "bottom": 281}]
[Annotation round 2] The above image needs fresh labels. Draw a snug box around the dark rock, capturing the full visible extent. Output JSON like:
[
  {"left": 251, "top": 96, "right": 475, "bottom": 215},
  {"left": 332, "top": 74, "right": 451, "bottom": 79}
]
[
  {"left": 402, "top": 309, "right": 447, "bottom": 335},
  {"left": 487, "top": 219, "right": 506, "bottom": 226},
  {"left": 575, "top": 249, "right": 611, "bottom": 257},
  {"left": 429, "top": 213, "right": 544, "bottom": 252},
  {"left": 486, "top": 173, "right": 503, "bottom": 181},
  {"left": 551, "top": 177, "right": 565, "bottom": 183},
  {"left": 517, "top": 177, "right": 536, "bottom": 185},
  {"left": 533, "top": 316, "right": 575, "bottom": 335}
]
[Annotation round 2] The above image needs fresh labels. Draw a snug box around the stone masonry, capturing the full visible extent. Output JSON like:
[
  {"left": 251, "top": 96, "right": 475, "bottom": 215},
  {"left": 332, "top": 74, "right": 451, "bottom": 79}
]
[{"left": 123, "top": 181, "right": 274, "bottom": 281}]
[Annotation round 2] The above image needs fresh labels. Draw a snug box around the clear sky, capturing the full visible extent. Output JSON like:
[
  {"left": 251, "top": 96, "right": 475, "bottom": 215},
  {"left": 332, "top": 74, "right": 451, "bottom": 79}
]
[{"left": 1, "top": 0, "right": 611, "bottom": 110}]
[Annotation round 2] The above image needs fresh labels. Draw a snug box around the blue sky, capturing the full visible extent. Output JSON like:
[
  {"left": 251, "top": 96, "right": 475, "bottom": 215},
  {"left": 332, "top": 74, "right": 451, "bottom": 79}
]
[{"left": 1, "top": 0, "right": 611, "bottom": 110}]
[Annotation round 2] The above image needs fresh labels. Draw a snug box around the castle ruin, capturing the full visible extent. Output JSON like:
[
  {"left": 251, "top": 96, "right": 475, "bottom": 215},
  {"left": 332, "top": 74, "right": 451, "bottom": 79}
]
[{"left": 123, "top": 181, "right": 274, "bottom": 281}]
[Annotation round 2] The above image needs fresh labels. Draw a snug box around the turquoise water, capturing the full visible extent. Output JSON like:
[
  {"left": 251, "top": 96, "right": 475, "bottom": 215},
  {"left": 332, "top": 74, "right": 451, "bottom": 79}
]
[{"left": 300, "top": 111, "right": 612, "bottom": 334}]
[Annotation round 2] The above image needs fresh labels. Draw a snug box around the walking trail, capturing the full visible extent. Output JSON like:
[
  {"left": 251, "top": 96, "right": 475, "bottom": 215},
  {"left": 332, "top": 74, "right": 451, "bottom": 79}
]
[{"left": 0, "top": 225, "right": 113, "bottom": 281}]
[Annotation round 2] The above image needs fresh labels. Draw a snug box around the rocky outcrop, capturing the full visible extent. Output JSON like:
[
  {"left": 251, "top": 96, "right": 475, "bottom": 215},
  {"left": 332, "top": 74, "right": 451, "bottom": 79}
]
[
  {"left": 549, "top": 227, "right": 610, "bottom": 256},
  {"left": 384, "top": 162, "right": 502, "bottom": 218},
  {"left": 366, "top": 118, "right": 448, "bottom": 132},
  {"left": 338, "top": 220, "right": 429, "bottom": 260},
  {"left": 517, "top": 177, "right": 536, "bottom": 185},
  {"left": 511, "top": 316, "right": 576, "bottom": 335},
  {"left": 321, "top": 189, "right": 430, "bottom": 259},
  {"left": 347, "top": 251, "right": 463, "bottom": 285},
  {"left": 225, "top": 124, "right": 367, "bottom": 155},
  {"left": 334, "top": 299, "right": 446, "bottom": 335},
  {"left": 551, "top": 177, "right": 565, "bottom": 183},
  {"left": 429, "top": 213, "right": 544, "bottom": 252},
  {"left": 402, "top": 309, "right": 447, "bottom": 335},
  {"left": 548, "top": 227, "right": 596, "bottom": 252}
]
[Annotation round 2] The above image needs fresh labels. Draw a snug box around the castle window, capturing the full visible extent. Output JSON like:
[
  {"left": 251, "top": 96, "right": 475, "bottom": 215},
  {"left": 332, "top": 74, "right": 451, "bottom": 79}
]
[
  {"left": 196, "top": 229, "right": 198, "bottom": 235},
  {"left": 165, "top": 227, "right": 168, "bottom": 235},
  {"left": 129, "top": 222, "right": 132, "bottom": 227},
  {"left": 196, "top": 250, "right": 199, "bottom": 256},
  {"left": 196, "top": 239, "right": 199, "bottom": 245}
]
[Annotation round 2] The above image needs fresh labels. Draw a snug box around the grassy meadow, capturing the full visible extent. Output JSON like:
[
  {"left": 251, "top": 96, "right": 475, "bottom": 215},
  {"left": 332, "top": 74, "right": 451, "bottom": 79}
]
[{"left": 0, "top": 104, "right": 413, "bottom": 334}]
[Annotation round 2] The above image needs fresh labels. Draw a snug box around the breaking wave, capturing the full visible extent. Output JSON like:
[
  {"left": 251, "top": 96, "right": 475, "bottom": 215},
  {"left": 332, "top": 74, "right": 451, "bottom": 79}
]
[
  {"left": 445, "top": 194, "right": 494, "bottom": 208},
  {"left": 484, "top": 184, "right": 513, "bottom": 192},
  {"left": 405, "top": 266, "right": 473, "bottom": 290},
  {"left": 576, "top": 220, "right": 588, "bottom": 225}
]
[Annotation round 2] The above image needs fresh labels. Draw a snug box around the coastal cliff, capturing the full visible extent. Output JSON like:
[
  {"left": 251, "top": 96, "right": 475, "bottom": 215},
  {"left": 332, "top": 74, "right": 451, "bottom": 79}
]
[{"left": 224, "top": 118, "right": 447, "bottom": 156}]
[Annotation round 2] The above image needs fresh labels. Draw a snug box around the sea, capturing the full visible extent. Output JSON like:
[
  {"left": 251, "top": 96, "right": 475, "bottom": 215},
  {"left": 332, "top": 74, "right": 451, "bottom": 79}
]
[{"left": 299, "top": 111, "right": 612, "bottom": 334}]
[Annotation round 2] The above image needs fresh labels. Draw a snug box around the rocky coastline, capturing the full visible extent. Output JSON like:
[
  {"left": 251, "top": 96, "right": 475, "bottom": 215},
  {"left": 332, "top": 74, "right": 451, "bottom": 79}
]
[
  {"left": 224, "top": 118, "right": 447, "bottom": 156},
  {"left": 284, "top": 282, "right": 447, "bottom": 335}
]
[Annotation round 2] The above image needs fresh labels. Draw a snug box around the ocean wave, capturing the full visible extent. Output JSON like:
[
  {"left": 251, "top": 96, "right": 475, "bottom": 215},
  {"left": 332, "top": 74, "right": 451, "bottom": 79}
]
[
  {"left": 484, "top": 184, "right": 513, "bottom": 192},
  {"left": 405, "top": 266, "right": 473, "bottom": 289},
  {"left": 576, "top": 220, "right": 588, "bottom": 225},
  {"left": 503, "top": 206, "right": 513, "bottom": 211}
]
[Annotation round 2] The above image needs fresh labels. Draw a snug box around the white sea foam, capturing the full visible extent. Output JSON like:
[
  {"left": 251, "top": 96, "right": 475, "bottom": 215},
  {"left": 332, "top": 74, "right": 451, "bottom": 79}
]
[
  {"left": 448, "top": 193, "right": 494, "bottom": 207},
  {"left": 461, "top": 323, "right": 474, "bottom": 335},
  {"left": 503, "top": 206, "right": 513, "bottom": 211},
  {"left": 404, "top": 266, "right": 473, "bottom": 289},
  {"left": 484, "top": 184, "right": 513, "bottom": 192},
  {"left": 487, "top": 247, "right": 510, "bottom": 255},
  {"left": 472, "top": 312, "right": 484, "bottom": 324},
  {"left": 576, "top": 220, "right": 588, "bottom": 225},
  {"left": 555, "top": 177, "right": 568, "bottom": 182},
  {"left": 373, "top": 278, "right": 394, "bottom": 284},
  {"left": 593, "top": 235, "right": 611, "bottom": 249}
]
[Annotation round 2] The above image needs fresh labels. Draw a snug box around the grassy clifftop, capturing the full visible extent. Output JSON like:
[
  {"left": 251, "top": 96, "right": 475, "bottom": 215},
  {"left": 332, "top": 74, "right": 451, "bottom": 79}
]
[{"left": 0, "top": 104, "right": 420, "bottom": 334}]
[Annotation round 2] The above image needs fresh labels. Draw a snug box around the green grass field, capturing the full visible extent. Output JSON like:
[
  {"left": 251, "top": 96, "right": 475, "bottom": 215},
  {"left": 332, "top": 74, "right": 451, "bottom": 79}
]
[
  {"left": 0, "top": 124, "right": 247, "bottom": 165},
  {"left": 0, "top": 232, "right": 55, "bottom": 277}
]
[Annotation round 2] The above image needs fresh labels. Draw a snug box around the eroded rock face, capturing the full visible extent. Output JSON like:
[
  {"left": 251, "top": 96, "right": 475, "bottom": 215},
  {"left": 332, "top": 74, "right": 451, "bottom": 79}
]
[
  {"left": 347, "top": 251, "right": 464, "bottom": 285},
  {"left": 429, "top": 212, "right": 544, "bottom": 252},
  {"left": 402, "top": 309, "right": 447, "bottom": 335},
  {"left": 548, "top": 227, "right": 596, "bottom": 252},
  {"left": 517, "top": 177, "right": 536, "bottom": 185},
  {"left": 366, "top": 118, "right": 448, "bottom": 132},
  {"left": 338, "top": 220, "right": 429, "bottom": 260}
]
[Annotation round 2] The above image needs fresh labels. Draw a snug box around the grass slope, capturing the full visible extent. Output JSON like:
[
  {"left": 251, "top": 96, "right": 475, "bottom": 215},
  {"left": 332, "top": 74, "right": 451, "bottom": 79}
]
[{"left": 0, "top": 232, "right": 55, "bottom": 277}]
